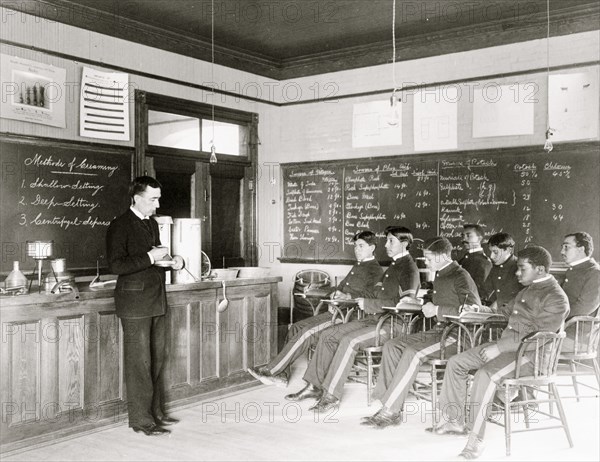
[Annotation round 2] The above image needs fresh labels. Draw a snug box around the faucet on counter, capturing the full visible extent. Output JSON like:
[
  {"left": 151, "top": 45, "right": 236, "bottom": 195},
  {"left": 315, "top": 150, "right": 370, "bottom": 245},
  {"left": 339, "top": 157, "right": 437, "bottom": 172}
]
[{"left": 51, "top": 281, "right": 80, "bottom": 299}]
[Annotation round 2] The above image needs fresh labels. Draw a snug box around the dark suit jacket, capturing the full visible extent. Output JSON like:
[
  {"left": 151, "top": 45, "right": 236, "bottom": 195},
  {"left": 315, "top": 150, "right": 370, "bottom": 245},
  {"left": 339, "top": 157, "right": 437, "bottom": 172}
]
[{"left": 107, "top": 209, "right": 167, "bottom": 319}]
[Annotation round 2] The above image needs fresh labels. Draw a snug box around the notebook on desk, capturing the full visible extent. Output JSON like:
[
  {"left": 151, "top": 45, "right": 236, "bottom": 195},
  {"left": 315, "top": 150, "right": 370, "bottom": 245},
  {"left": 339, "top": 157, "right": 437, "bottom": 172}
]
[{"left": 444, "top": 312, "right": 507, "bottom": 323}]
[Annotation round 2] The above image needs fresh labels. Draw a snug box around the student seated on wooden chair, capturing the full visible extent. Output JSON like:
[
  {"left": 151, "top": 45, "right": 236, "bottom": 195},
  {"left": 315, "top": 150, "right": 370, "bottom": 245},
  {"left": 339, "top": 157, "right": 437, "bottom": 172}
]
[
  {"left": 360, "top": 236, "right": 480, "bottom": 428},
  {"left": 292, "top": 226, "right": 420, "bottom": 411},
  {"left": 478, "top": 232, "right": 523, "bottom": 315},
  {"left": 458, "top": 224, "right": 492, "bottom": 299},
  {"left": 559, "top": 232, "right": 600, "bottom": 352},
  {"left": 247, "top": 231, "right": 383, "bottom": 387},
  {"left": 432, "top": 245, "right": 569, "bottom": 460}
]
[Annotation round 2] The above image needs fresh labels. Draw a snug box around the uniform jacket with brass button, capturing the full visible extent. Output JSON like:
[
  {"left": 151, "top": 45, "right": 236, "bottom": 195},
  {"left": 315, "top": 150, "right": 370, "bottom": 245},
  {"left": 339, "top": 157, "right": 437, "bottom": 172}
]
[
  {"left": 336, "top": 259, "right": 384, "bottom": 299},
  {"left": 363, "top": 254, "right": 419, "bottom": 314},
  {"left": 481, "top": 255, "right": 523, "bottom": 311},
  {"left": 496, "top": 277, "right": 569, "bottom": 354},
  {"left": 561, "top": 258, "right": 600, "bottom": 318},
  {"left": 431, "top": 261, "right": 480, "bottom": 320}
]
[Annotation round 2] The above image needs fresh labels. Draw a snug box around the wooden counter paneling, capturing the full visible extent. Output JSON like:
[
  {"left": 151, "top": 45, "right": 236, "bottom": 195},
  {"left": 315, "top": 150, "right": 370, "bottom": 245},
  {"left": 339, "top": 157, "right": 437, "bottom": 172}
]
[{"left": 0, "top": 277, "right": 281, "bottom": 455}]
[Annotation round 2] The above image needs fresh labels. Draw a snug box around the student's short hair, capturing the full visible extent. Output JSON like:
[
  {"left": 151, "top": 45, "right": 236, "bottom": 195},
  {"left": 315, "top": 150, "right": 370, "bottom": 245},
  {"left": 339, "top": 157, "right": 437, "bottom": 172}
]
[
  {"left": 423, "top": 236, "right": 452, "bottom": 255},
  {"left": 565, "top": 232, "right": 594, "bottom": 257},
  {"left": 518, "top": 245, "right": 552, "bottom": 272},
  {"left": 488, "top": 232, "right": 515, "bottom": 250},
  {"left": 463, "top": 223, "right": 485, "bottom": 237},
  {"left": 353, "top": 230, "right": 377, "bottom": 247},
  {"left": 129, "top": 176, "right": 162, "bottom": 198},
  {"left": 384, "top": 226, "right": 413, "bottom": 249}
]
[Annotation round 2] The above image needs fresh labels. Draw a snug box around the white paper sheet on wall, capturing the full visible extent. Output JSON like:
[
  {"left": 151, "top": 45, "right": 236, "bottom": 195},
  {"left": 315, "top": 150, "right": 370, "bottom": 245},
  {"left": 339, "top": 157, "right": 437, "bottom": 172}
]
[
  {"left": 413, "top": 86, "right": 458, "bottom": 151},
  {"left": 549, "top": 71, "right": 599, "bottom": 142},
  {"left": 0, "top": 54, "right": 66, "bottom": 128},
  {"left": 80, "top": 67, "right": 130, "bottom": 141},
  {"left": 352, "top": 100, "right": 402, "bottom": 148},
  {"left": 472, "top": 84, "right": 535, "bottom": 138}
]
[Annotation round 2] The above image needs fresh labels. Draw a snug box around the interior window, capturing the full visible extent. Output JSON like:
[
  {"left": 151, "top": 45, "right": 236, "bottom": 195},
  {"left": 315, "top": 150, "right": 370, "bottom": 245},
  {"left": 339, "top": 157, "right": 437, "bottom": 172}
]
[
  {"left": 148, "top": 110, "right": 200, "bottom": 151},
  {"left": 201, "top": 120, "right": 247, "bottom": 156}
]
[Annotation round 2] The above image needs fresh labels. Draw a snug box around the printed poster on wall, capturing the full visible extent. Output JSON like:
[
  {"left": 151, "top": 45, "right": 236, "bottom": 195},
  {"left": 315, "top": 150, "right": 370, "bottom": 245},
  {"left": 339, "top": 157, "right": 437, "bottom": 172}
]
[
  {"left": 413, "top": 86, "right": 458, "bottom": 151},
  {"left": 0, "top": 54, "right": 66, "bottom": 128},
  {"left": 472, "top": 84, "right": 534, "bottom": 137},
  {"left": 549, "top": 71, "right": 599, "bottom": 141},
  {"left": 352, "top": 99, "right": 402, "bottom": 148},
  {"left": 80, "top": 67, "right": 130, "bottom": 141}
]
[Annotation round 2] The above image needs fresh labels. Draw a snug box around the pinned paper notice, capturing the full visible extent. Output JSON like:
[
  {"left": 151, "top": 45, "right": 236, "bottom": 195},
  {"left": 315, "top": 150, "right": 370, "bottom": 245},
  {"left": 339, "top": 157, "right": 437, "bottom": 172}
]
[
  {"left": 549, "top": 71, "right": 599, "bottom": 141},
  {"left": 80, "top": 67, "right": 130, "bottom": 141}
]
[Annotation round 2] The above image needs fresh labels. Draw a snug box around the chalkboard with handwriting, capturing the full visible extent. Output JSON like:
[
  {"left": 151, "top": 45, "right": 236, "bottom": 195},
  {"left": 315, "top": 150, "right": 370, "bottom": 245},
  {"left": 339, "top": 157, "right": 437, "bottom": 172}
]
[
  {"left": 281, "top": 142, "right": 599, "bottom": 263},
  {"left": 0, "top": 135, "right": 132, "bottom": 273}
]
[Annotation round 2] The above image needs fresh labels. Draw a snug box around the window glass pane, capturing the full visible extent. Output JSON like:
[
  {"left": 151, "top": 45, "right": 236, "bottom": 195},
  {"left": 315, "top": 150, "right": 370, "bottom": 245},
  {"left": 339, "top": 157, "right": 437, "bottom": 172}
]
[
  {"left": 148, "top": 110, "right": 200, "bottom": 150},
  {"left": 202, "top": 120, "right": 246, "bottom": 156}
]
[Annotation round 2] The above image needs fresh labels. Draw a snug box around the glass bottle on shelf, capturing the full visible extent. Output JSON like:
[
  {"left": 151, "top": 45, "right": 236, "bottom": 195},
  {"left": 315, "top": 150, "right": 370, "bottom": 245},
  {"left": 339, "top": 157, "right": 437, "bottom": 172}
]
[{"left": 5, "top": 261, "right": 28, "bottom": 291}]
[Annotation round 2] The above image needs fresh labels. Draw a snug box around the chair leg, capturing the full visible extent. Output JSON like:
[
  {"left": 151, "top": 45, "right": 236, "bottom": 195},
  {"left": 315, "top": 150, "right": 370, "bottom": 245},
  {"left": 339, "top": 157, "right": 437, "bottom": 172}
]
[
  {"left": 592, "top": 358, "right": 600, "bottom": 387},
  {"left": 504, "top": 385, "right": 512, "bottom": 456},
  {"left": 549, "top": 382, "right": 574, "bottom": 448},
  {"left": 521, "top": 385, "right": 530, "bottom": 429},
  {"left": 568, "top": 360, "right": 581, "bottom": 402},
  {"left": 431, "top": 365, "right": 439, "bottom": 427},
  {"left": 367, "top": 353, "right": 373, "bottom": 406}
]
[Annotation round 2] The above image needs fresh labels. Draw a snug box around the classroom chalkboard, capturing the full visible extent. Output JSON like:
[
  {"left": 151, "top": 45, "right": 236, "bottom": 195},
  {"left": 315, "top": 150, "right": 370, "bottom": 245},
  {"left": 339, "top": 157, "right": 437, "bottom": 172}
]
[
  {"left": 281, "top": 142, "right": 600, "bottom": 264},
  {"left": 0, "top": 135, "right": 132, "bottom": 274}
]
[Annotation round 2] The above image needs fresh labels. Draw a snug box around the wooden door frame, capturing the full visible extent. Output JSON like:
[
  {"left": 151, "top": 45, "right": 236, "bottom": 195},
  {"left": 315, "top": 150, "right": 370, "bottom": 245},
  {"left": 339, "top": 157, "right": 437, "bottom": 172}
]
[{"left": 134, "top": 90, "right": 259, "bottom": 266}]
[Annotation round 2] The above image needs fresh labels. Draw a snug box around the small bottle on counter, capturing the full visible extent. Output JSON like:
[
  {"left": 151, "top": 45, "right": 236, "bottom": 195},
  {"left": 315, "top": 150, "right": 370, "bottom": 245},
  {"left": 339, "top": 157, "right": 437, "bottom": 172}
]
[{"left": 5, "top": 261, "right": 28, "bottom": 291}]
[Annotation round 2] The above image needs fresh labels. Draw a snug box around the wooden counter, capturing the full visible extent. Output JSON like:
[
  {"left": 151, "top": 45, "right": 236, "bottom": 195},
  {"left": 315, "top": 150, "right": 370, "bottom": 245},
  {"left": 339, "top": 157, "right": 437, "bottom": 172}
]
[{"left": 0, "top": 277, "right": 281, "bottom": 454}]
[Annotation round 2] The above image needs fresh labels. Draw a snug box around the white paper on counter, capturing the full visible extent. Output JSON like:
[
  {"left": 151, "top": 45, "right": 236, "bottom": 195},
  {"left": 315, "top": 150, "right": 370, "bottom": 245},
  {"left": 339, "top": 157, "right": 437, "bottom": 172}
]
[
  {"left": 413, "top": 86, "right": 458, "bottom": 151},
  {"left": 352, "top": 100, "right": 402, "bottom": 148},
  {"left": 80, "top": 67, "right": 130, "bottom": 141},
  {"left": 549, "top": 71, "right": 599, "bottom": 141},
  {"left": 472, "top": 83, "right": 534, "bottom": 138}
]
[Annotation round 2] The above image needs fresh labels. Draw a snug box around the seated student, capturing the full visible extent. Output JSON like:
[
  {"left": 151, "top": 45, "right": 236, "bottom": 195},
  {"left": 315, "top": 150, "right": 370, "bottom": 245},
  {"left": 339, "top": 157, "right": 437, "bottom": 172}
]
[
  {"left": 560, "top": 232, "right": 600, "bottom": 318},
  {"left": 361, "top": 236, "right": 480, "bottom": 428},
  {"left": 291, "top": 226, "right": 420, "bottom": 412},
  {"left": 478, "top": 232, "right": 523, "bottom": 315},
  {"left": 433, "top": 245, "right": 569, "bottom": 460},
  {"left": 560, "top": 232, "right": 600, "bottom": 353},
  {"left": 247, "top": 230, "right": 383, "bottom": 387},
  {"left": 458, "top": 224, "right": 492, "bottom": 299}
]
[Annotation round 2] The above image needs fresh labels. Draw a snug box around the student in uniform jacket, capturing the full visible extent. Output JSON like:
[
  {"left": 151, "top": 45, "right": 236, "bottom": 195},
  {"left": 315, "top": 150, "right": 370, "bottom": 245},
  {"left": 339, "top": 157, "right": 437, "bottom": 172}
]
[
  {"left": 458, "top": 224, "right": 492, "bottom": 299},
  {"left": 107, "top": 176, "right": 184, "bottom": 436},
  {"left": 361, "top": 236, "right": 480, "bottom": 428},
  {"left": 480, "top": 232, "right": 523, "bottom": 313},
  {"left": 291, "top": 226, "right": 420, "bottom": 411},
  {"left": 247, "top": 231, "right": 383, "bottom": 387},
  {"left": 559, "top": 232, "right": 600, "bottom": 354},
  {"left": 432, "top": 246, "right": 569, "bottom": 459}
]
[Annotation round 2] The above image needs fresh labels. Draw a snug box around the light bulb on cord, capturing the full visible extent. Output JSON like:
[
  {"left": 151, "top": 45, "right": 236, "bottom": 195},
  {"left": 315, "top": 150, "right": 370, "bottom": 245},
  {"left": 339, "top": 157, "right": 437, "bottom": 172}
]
[
  {"left": 543, "top": 127, "right": 554, "bottom": 153},
  {"left": 386, "top": 90, "right": 400, "bottom": 126},
  {"left": 209, "top": 143, "right": 217, "bottom": 164}
]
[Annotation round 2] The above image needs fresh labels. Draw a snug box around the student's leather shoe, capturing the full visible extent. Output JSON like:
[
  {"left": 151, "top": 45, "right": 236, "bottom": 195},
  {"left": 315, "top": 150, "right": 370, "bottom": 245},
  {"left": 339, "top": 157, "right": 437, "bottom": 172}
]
[
  {"left": 155, "top": 415, "right": 179, "bottom": 426},
  {"left": 132, "top": 423, "right": 170, "bottom": 436},
  {"left": 458, "top": 433, "right": 485, "bottom": 459},
  {"left": 368, "top": 409, "right": 402, "bottom": 429},
  {"left": 285, "top": 384, "right": 322, "bottom": 402},
  {"left": 247, "top": 367, "right": 289, "bottom": 388},
  {"left": 360, "top": 409, "right": 382, "bottom": 425},
  {"left": 308, "top": 391, "right": 339, "bottom": 412},
  {"left": 425, "top": 421, "right": 467, "bottom": 435}
]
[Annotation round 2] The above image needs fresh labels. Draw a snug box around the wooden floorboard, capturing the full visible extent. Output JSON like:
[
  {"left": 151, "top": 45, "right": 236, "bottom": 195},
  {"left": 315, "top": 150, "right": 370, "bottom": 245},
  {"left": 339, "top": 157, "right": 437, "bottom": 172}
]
[{"left": 4, "top": 357, "right": 599, "bottom": 461}]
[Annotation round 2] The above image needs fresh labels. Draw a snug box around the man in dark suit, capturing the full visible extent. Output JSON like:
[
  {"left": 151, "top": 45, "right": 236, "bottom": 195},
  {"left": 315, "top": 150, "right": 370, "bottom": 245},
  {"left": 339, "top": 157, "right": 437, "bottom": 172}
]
[{"left": 107, "top": 176, "right": 183, "bottom": 436}]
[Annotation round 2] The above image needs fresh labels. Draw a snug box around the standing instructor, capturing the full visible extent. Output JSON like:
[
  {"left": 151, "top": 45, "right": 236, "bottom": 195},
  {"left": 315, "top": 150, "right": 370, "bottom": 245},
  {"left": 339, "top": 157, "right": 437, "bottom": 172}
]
[{"left": 107, "top": 176, "right": 183, "bottom": 436}]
